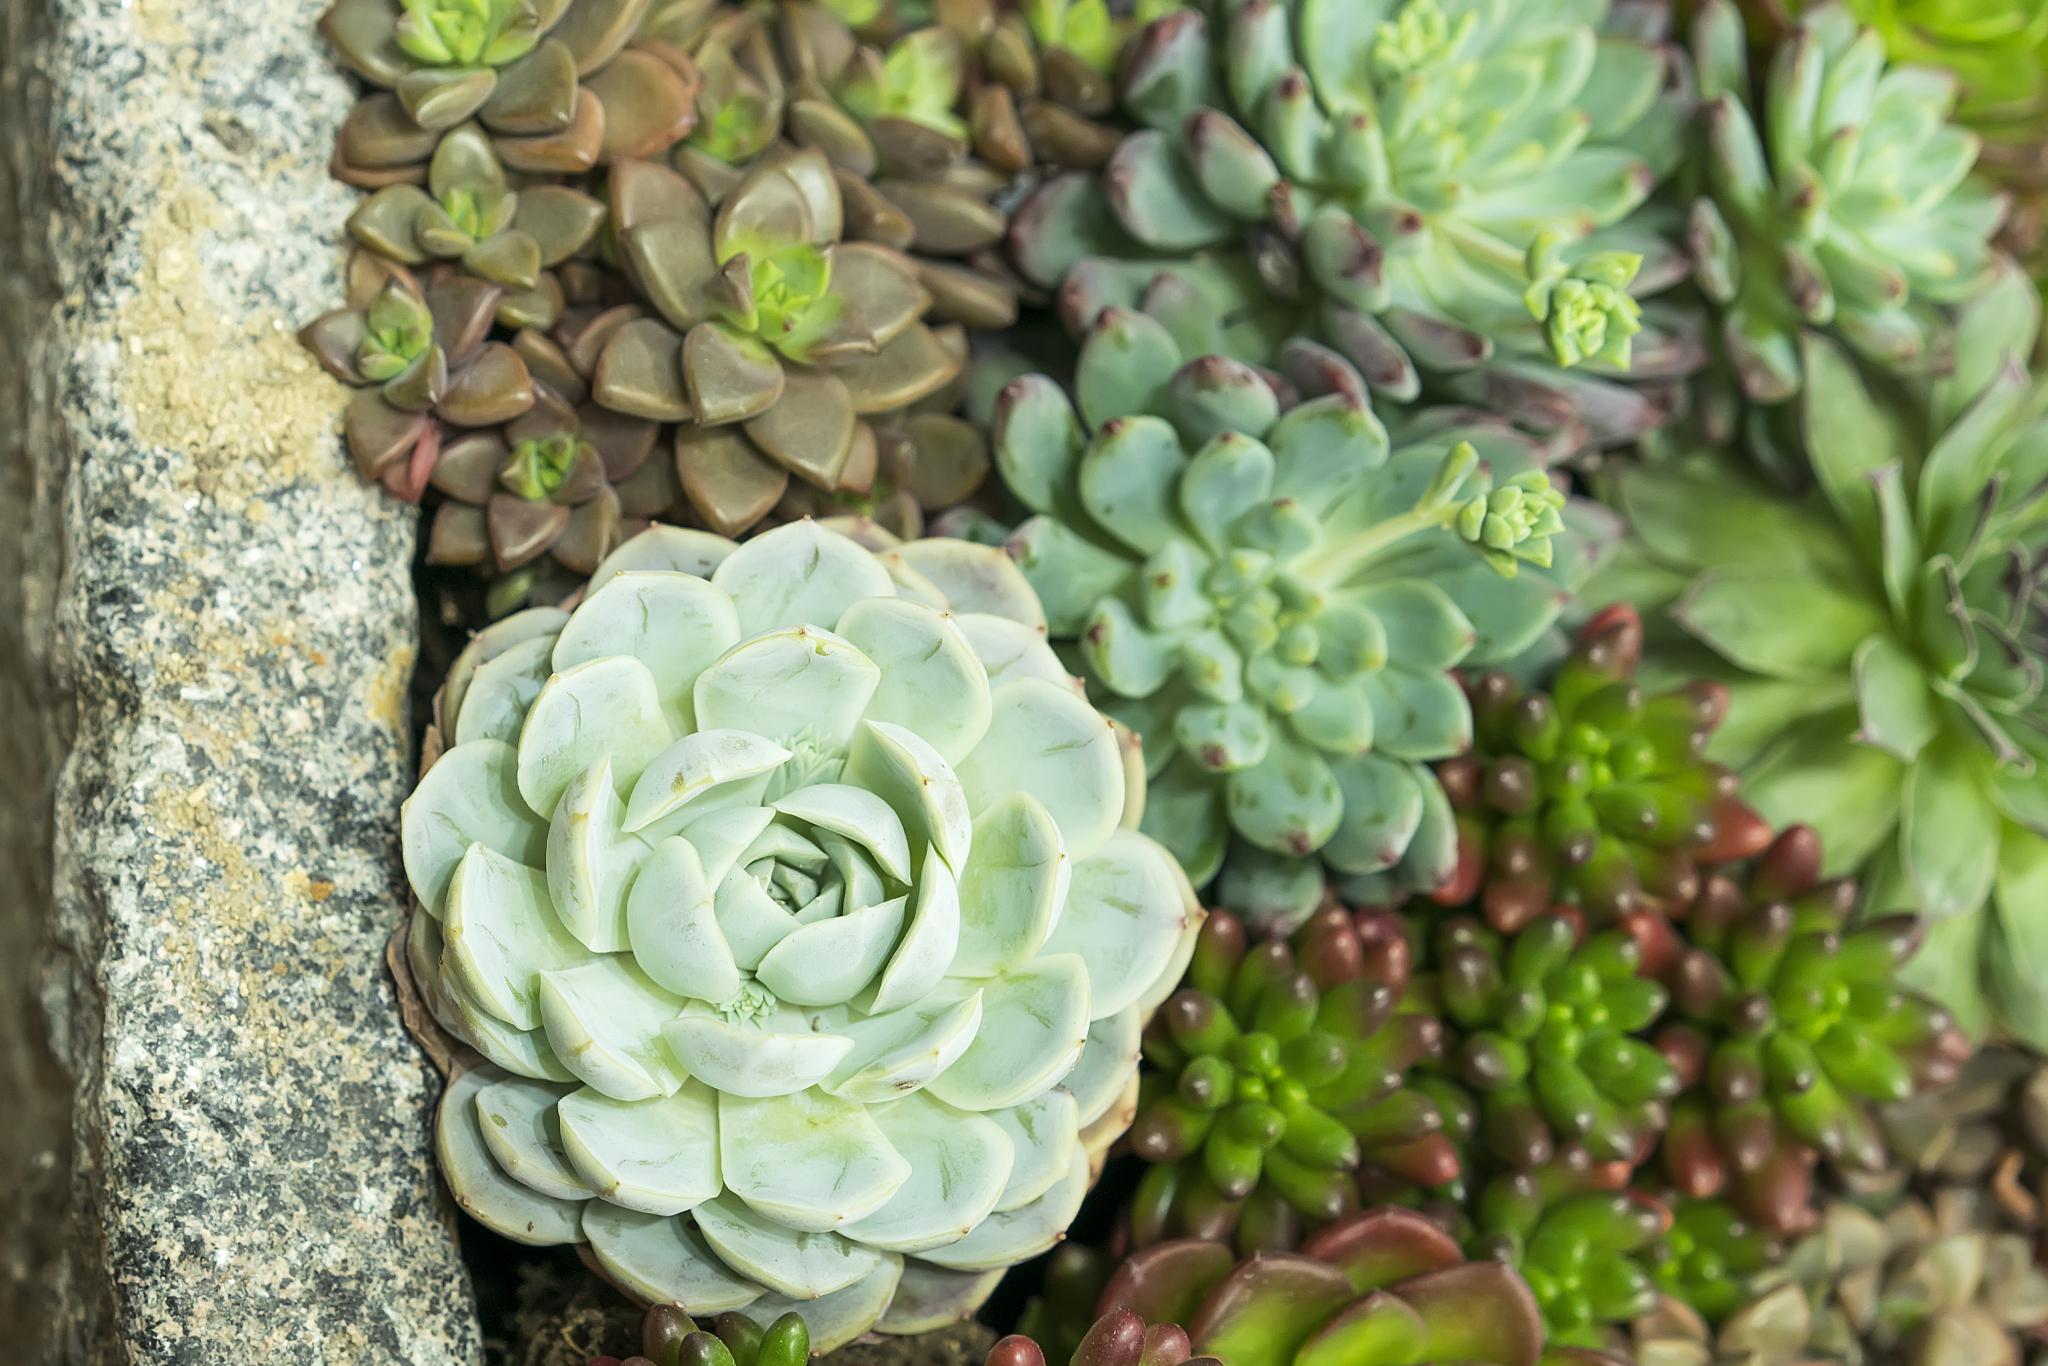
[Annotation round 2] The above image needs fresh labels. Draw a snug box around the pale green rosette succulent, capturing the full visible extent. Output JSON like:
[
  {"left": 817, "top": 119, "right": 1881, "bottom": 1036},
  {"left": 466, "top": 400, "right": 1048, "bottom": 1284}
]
[
  {"left": 1686, "top": 0, "right": 2006, "bottom": 407},
  {"left": 401, "top": 520, "right": 1202, "bottom": 1347},
  {"left": 1598, "top": 262, "right": 2048, "bottom": 1052},
  {"left": 993, "top": 310, "right": 1607, "bottom": 931},
  {"left": 1008, "top": 0, "right": 1699, "bottom": 451}
]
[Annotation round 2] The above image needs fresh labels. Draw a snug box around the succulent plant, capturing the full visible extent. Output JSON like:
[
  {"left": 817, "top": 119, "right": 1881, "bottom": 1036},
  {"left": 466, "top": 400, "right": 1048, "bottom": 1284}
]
[
  {"left": 1684, "top": 0, "right": 2007, "bottom": 408},
  {"left": 1007, "top": 0, "right": 1702, "bottom": 452},
  {"left": 1600, "top": 264, "right": 2048, "bottom": 1050},
  {"left": 1469, "top": 1157, "right": 1672, "bottom": 1347},
  {"left": 593, "top": 1304, "right": 809, "bottom": 1366},
  {"left": 1635, "top": 1194, "right": 2048, "bottom": 1366},
  {"left": 591, "top": 149, "right": 965, "bottom": 513},
  {"left": 1127, "top": 906, "right": 1461, "bottom": 1255},
  {"left": 401, "top": 520, "right": 1201, "bottom": 1347},
  {"left": 1861, "top": 1046, "right": 2048, "bottom": 1220},
  {"left": 1427, "top": 913, "right": 1678, "bottom": 1171},
  {"left": 992, "top": 311, "right": 1599, "bottom": 929},
  {"left": 302, "top": 254, "right": 538, "bottom": 498},
  {"left": 1651, "top": 826, "right": 1971, "bottom": 1236},
  {"left": 1435, "top": 605, "right": 1772, "bottom": 938},
  {"left": 325, "top": 0, "right": 704, "bottom": 184},
  {"left": 1644, "top": 1198, "right": 1780, "bottom": 1327},
  {"left": 346, "top": 122, "right": 608, "bottom": 311},
  {"left": 996, "top": 1208, "right": 1620, "bottom": 1366}
]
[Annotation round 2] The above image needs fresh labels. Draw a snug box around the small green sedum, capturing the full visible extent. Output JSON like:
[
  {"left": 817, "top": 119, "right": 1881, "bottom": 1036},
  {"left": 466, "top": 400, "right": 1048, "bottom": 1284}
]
[{"left": 401, "top": 520, "right": 1201, "bottom": 1348}]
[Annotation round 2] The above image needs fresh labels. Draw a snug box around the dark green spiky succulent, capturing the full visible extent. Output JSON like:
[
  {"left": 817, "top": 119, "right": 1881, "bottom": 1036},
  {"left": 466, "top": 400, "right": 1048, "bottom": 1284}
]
[
  {"left": 1685, "top": 0, "right": 2006, "bottom": 409},
  {"left": 994, "top": 309, "right": 1596, "bottom": 929},
  {"left": 1008, "top": 0, "right": 1701, "bottom": 452},
  {"left": 301, "top": 254, "right": 538, "bottom": 498},
  {"left": 1435, "top": 605, "right": 1771, "bottom": 937},
  {"left": 1653, "top": 826, "right": 1971, "bottom": 1236},
  {"left": 1430, "top": 914, "right": 1678, "bottom": 1171},
  {"left": 994, "top": 1209, "right": 1618, "bottom": 1366},
  {"left": 346, "top": 122, "right": 606, "bottom": 309},
  {"left": 1470, "top": 1158, "right": 1670, "bottom": 1348},
  {"left": 1128, "top": 908, "right": 1460, "bottom": 1255},
  {"left": 594, "top": 1304, "right": 810, "bottom": 1366},
  {"left": 325, "top": 0, "right": 703, "bottom": 183},
  {"left": 1600, "top": 264, "right": 2048, "bottom": 1052}
]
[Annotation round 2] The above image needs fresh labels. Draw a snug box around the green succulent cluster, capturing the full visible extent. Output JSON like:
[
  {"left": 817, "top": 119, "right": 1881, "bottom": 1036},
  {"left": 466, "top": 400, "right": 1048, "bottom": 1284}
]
[
  {"left": 1430, "top": 915, "right": 1678, "bottom": 1171},
  {"left": 1685, "top": 0, "right": 2006, "bottom": 411},
  {"left": 1601, "top": 265, "right": 2048, "bottom": 1051},
  {"left": 1129, "top": 907, "right": 1460, "bottom": 1255},
  {"left": 1437, "top": 605, "right": 1769, "bottom": 936},
  {"left": 1469, "top": 1160, "right": 1669, "bottom": 1347},
  {"left": 1644, "top": 1199, "right": 1780, "bottom": 1326},
  {"left": 595, "top": 1305, "right": 810, "bottom": 1366},
  {"left": 995, "top": 313, "right": 1599, "bottom": 929},
  {"left": 1007, "top": 0, "right": 1698, "bottom": 453},
  {"left": 1654, "top": 827, "right": 1968, "bottom": 1235}
]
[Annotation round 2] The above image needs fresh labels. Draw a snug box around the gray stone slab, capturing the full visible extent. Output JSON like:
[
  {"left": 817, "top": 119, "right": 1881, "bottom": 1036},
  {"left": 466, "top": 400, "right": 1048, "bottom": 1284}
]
[{"left": 2, "top": 0, "right": 484, "bottom": 1357}]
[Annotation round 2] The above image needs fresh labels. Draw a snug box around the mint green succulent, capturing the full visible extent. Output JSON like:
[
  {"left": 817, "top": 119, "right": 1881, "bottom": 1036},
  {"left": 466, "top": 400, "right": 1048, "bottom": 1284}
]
[
  {"left": 1686, "top": 0, "right": 2006, "bottom": 408},
  {"left": 1007, "top": 0, "right": 1695, "bottom": 450},
  {"left": 992, "top": 309, "right": 1604, "bottom": 930},
  {"left": 403, "top": 521, "right": 1202, "bottom": 1350},
  {"left": 1597, "top": 263, "right": 2048, "bottom": 1051}
]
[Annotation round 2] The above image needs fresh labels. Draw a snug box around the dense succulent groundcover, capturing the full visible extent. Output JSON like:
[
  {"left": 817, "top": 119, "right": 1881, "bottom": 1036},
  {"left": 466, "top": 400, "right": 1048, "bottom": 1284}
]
[{"left": 288, "top": 0, "right": 2048, "bottom": 1359}]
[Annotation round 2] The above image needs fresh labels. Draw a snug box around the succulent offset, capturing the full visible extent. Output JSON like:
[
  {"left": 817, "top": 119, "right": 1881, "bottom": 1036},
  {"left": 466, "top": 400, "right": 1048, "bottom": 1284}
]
[
  {"left": 1652, "top": 826, "right": 1969, "bottom": 1235},
  {"left": 995, "top": 1207, "right": 1621, "bottom": 1366},
  {"left": 1435, "top": 605, "right": 1770, "bottom": 938},
  {"left": 1008, "top": 0, "right": 1701, "bottom": 452},
  {"left": 1685, "top": 0, "right": 2006, "bottom": 407},
  {"left": 1127, "top": 907, "right": 1460, "bottom": 1255},
  {"left": 1603, "top": 266, "right": 2048, "bottom": 1050},
  {"left": 995, "top": 314, "right": 1591, "bottom": 929},
  {"left": 402, "top": 521, "right": 1199, "bottom": 1347}
]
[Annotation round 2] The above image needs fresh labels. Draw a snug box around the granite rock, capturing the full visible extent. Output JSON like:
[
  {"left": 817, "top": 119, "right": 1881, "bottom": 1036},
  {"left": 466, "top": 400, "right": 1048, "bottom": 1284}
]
[{"left": 1, "top": 0, "right": 483, "bottom": 1357}]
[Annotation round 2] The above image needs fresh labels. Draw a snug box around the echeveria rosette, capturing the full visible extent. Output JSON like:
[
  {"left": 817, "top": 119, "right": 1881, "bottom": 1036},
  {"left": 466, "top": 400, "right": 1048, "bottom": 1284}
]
[
  {"left": 1127, "top": 907, "right": 1462, "bottom": 1256},
  {"left": 324, "top": 0, "right": 703, "bottom": 183},
  {"left": 1470, "top": 1159, "right": 1671, "bottom": 1348},
  {"left": 1685, "top": 0, "right": 2007, "bottom": 410},
  {"left": 994, "top": 313, "right": 1585, "bottom": 931},
  {"left": 1601, "top": 265, "right": 2048, "bottom": 1050},
  {"left": 1435, "top": 605, "right": 1771, "bottom": 938},
  {"left": 993, "top": 1208, "right": 1619, "bottom": 1366},
  {"left": 301, "top": 254, "right": 538, "bottom": 499},
  {"left": 1651, "top": 826, "right": 1972, "bottom": 1237},
  {"left": 592, "top": 150, "right": 963, "bottom": 521},
  {"left": 1008, "top": 0, "right": 1702, "bottom": 453},
  {"left": 400, "top": 521, "right": 1201, "bottom": 1347},
  {"left": 1428, "top": 915, "right": 1678, "bottom": 1172},
  {"left": 346, "top": 122, "right": 606, "bottom": 314}
]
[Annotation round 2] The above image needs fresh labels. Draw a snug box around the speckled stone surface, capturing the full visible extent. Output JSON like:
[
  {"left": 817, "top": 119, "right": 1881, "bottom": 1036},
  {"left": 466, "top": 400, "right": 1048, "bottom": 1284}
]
[{"left": 3, "top": 0, "right": 483, "bottom": 1358}]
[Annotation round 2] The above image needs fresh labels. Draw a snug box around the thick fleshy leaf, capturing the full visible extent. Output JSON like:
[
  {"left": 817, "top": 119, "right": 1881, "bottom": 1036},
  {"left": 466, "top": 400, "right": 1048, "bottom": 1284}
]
[
  {"left": 844, "top": 721, "right": 973, "bottom": 872},
  {"left": 1674, "top": 568, "right": 1884, "bottom": 680},
  {"left": 445, "top": 844, "right": 586, "bottom": 1031},
  {"left": 536, "top": 958, "right": 688, "bottom": 1100},
  {"left": 455, "top": 636, "right": 555, "bottom": 746},
  {"left": 474, "top": 1073, "right": 590, "bottom": 1200},
  {"left": 662, "top": 1003, "right": 855, "bottom": 1098},
  {"left": 710, "top": 520, "right": 897, "bottom": 634},
  {"left": 1292, "top": 1293, "right": 1428, "bottom": 1366},
  {"left": 1063, "top": 1005, "right": 1142, "bottom": 1128},
  {"left": 1852, "top": 633, "right": 1940, "bottom": 763},
  {"left": 1352, "top": 580, "right": 1477, "bottom": 671},
  {"left": 625, "top": 729, "right": 790, "bottom": 833},
  {"left": 924, "top": 955, "right": 1090, "bottom": 1111},
  {"left": 838, "top": 598, "right": 993, "bottom": 766},
  {"left": 957, "top": 679, "right": 1124, "bottom": 861},
  {"left": 895, "top": 538, "right": 1048, "bottom": 630},
  {"left": 438, "top": 1067, "right": 586, "bottom": 1246},
  {"left": 742, "top": 1254, "right": 903, "bottom": 1353},
  {"left": 558, "top": 1079, "right": 721, "bottom": 1215},
  {"left": 1360, "top": 668, "right": 1472, "bottom": 761},
  {"left": 840, "top": 1093, "right": 1013, "bottom": 1253},
  {"left": 1401, "top": 1263, "right": 1546, "bottom": 1366},
  {"left": 693, "top": 627, "right": 882, "bottom": 753},
  {"left": 584, "top": 524, "right": 736, "bottom": 592},
  {"left": 517, "top": 655, "right": 675, "bottom": 818},
  {"left": 1225, "top": 734, "right": 1342, "bottom": 858},
  {"left": 554, "top": 572, "right": 743, "bottom": 726},
  {"left": 1079, "top": 416, "right": 1191, "bottom": 559},
  {"left": 989, "top": 1089, "right": 1081, "bottom": 1214},
  {"left": 583, "top": 1204, "right": 765, "bottom": 1313},
  {"left": 627, "top": 836, "right": 741, "bottom": 1004},
  {"left": 914, "top": 1149, "right": 1089, "bottom": 1272},
  {"left": 1076, "top": 307, "right": 1183, "bottom": 431},
  {"left": 1042, "top": 831, "right": 1187, "bottom": 1020},
  {"left": 876, "top": 1263, "right": 1005, "bottom": 1335},
  {"left": 1188, "top": 1256, "right": 1356, "bottom": 1366},
  {"left": 826, "top": 994, "right": 984, "bottom": 1104},
  {"left": 772, "top": 784, "right": 912, "bottom": 882},
  {"left": 1322, "top": 753, "right": 1426, "bottom": 875},
  {"left": 719, "top": 1088, "right": 912, "bottom": 1231},
  {"left": 439, "top": 955, "right": 575, "bottom": 1082},
  {"left": 404, "top": 739, "right": 549, "bottom": 918},
  {"left": 1900, "top": 732, "right": 2002, "bottom": 920},
  {"left": 692, "top": 1192, "right": 890, "bottom": 1299},
  {"left": 1299, "top": 1209, "right": 1466, "bottom": 1291},
  {"left": 757, "top": 895, "right": 910, "bottom": 1006},
  {"left": 954, "top": 793, "right": 1069, "bottom": 977},
  {"left": 547, "top": 759, "right": 643, "bottom": 952},
  {"left": 993, "top": 373, "right": 1087, "bottom": 520}
]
